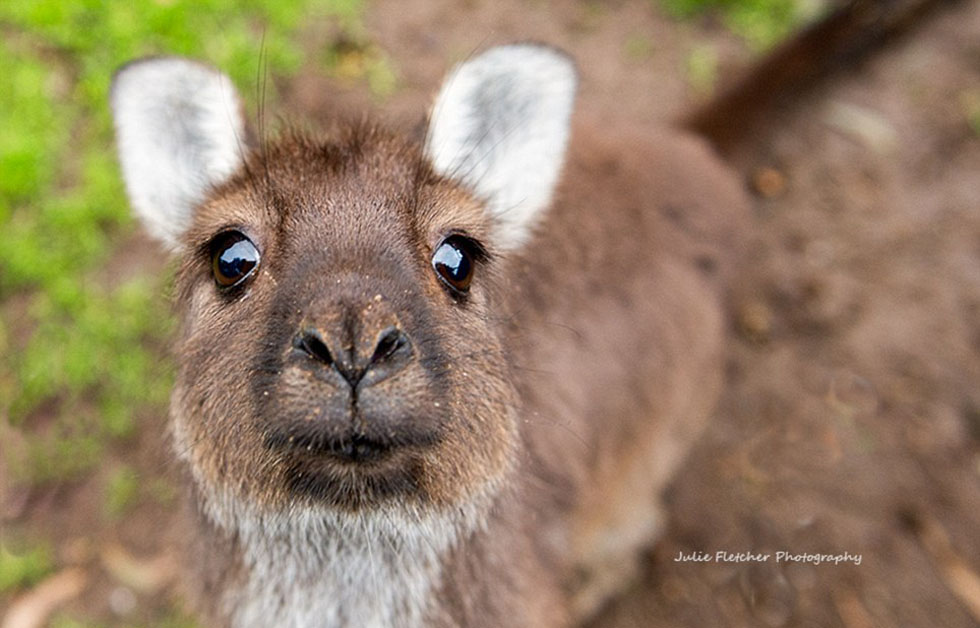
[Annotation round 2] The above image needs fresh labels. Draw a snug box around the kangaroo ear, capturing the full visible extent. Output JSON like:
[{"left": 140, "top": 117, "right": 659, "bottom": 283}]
[
  {"left": 425, "top": 44, "right": 577, "bottom": 251},
  {"left": 111, "top": 57, "right": 247, "bottom": 249}
]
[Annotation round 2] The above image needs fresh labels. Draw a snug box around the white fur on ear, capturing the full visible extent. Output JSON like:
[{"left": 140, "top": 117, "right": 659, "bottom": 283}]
[
  {"left": 111, "top": 57, "right": 246, "bottom": 249},
  {"left": 425, "top": 44, "right": 577, "bottom": 250}
]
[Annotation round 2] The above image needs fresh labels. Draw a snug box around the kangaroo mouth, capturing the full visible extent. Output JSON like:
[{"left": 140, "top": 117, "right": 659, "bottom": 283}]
[
  {"left": 265, "top": 430, "right": 397, "bottom": 464},
  {"left": 262, "top": 421, "right": 441, "bottom": 509}
]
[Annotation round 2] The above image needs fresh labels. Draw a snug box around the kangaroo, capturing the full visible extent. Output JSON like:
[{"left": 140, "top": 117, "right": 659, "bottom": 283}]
[{"left": 108, "top": 2, "right": 947, "bottom": 625}]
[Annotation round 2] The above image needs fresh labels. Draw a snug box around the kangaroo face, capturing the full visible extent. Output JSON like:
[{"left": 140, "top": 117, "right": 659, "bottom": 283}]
[
  {"left": 111, "top": 47, "right": 577, "bottom": 526},
  {"left": 170, "top": 130, "right": 518, "bottom": 516}
]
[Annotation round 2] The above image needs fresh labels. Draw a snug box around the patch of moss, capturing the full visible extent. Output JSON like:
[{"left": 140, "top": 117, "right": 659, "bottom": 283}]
[
  {"left": 685, "top": 44, "right": 719, "bottom": 95},
  {"left": 0, "top": 542, "right": 54, "bottom": 593},
  {"left": 658, "top": 0, "right": 821, "bottom": 50},
  {"left": 105, "top": 466, "right": 141, "bottom": 518}
]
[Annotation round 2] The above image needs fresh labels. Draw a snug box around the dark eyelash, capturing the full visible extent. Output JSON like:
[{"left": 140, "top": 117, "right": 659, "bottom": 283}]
[{"left": 441, "top": 230, "right": 490, "bottom": 263}]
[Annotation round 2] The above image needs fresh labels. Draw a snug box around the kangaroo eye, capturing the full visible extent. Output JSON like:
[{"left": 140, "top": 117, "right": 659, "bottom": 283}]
[
  {"left": 432, "top": 235, "right": 475, "bottom": 294},
  {"left": 210, "top": 231, "right": 260, "bottom": 288}
]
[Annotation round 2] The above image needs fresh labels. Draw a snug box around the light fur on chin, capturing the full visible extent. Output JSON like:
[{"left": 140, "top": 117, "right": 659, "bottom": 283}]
[{"left": 172, "top": 411, "right": 503, "bottom": 628}]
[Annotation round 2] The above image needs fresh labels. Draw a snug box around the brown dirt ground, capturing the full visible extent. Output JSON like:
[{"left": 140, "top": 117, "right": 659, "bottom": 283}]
[{"left": 3, "top": 1, "right": 979, "bottom": 626}]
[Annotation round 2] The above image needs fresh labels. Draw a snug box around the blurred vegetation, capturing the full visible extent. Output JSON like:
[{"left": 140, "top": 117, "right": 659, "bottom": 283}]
[
  {"left": 0, "top": 542, "right": 54, "bottom": 594},
  {"left": 659, "top": 0, "right": 823, "bottom": 49},
  {"left": 685, "top": 44, "right": 719, "bottom": 95},
  {"left": 104, "top": 465, "right": 141, "bottom": 519},
  {"left": 50, "top": 610, "right": 201, "bottom": 628},
  {"left": 962, "top": 87, "right": 980, "bottom": 136}
]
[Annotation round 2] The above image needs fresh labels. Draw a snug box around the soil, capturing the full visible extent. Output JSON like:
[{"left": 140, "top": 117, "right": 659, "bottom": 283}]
[{"left": 4, "top": 1, "right": 978, "bottom": 626}]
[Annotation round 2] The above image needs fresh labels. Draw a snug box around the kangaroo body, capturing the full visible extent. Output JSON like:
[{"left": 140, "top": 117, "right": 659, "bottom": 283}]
[
  {"left": 111, "top": 44, "right": 745, "bottom": 627},
  {"left": 183, "top": 122, "right": 745, "bottom": 627}
]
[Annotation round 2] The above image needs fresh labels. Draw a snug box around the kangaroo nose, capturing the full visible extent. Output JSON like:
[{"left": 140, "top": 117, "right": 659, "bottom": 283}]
[{"left": 294, "top": 324, "right": 413, "bottom": 388}]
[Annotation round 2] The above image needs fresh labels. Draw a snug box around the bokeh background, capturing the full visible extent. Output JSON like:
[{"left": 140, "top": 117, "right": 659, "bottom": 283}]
[{"left": 2, "top": 0, "right": 978, "bottom": 626}]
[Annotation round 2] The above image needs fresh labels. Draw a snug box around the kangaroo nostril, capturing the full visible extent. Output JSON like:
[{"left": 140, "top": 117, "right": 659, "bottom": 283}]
[
  {"left": 293, "top": 323, "right": 410, "bottom": 388},
  {"left": 295, "top": 328, "right": 334, "bottom": 365},
  {"left": 371, "top": 326, "right": 409, "bottom": 365}
]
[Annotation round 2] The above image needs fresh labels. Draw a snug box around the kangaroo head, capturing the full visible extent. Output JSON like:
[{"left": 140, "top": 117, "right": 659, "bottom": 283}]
[{"left": 111, "top": 46, "right": 576, "bottom": 529}]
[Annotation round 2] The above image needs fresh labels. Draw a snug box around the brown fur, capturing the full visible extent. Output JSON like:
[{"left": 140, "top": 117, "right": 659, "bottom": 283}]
[{"left": 159, "top": 104, "right": 748, "bottom": 626}]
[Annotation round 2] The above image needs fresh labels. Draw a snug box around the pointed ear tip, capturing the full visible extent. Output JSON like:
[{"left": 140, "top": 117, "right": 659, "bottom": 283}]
[
  {"left": 111, "top": 56, "right": 177, "bottom": 89},
  {"left": 110, "top": 58, "right": 146, "bottom": 106},
  {"left": 478, "top": 42, "right": 579, "bottom": 80},
  {"left": 111, "top": 56, "right": 177, "bottom": 108},
  {"left": 111, "top": 56, "right": 234, "bottom": 101},
  {"left": 519, "top": 42, "right": 577, "bottom": 67}
]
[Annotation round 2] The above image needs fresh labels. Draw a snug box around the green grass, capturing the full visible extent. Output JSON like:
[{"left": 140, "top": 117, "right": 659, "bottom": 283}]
[
  {"left": 48, "top": 617, "right": 106, "bottom": 628},
  {"left": 962, "top": 88, "right": 980, "bottom": 137},
  {"left": 658, "top": 0, "right": 822, "bottom": 50},
  {"left": 0, "top": 0, "right": 366, "bottom": 487},
  {"left": 104, "top": 465, "right": 141, "bottom": 518},
  {"left": 685, "top": 44, "right": 719, "bottom": 95},
  {"left": 0, "top": 542, "right": 54, "bottom": 594},
  {"left": 50, "top": 608, "right": 201, "bottom": 628},
  {"left": 320, "top": 32, "right": 398, "bottom": 98}
]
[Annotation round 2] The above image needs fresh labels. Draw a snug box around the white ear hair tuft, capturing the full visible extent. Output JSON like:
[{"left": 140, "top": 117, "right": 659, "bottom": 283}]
[
  {"left": 111, "top": 57, "right": 247, "bottom": 249},
  {"left": 425, "top": 44, "right": 577, "bottom": 251}
]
